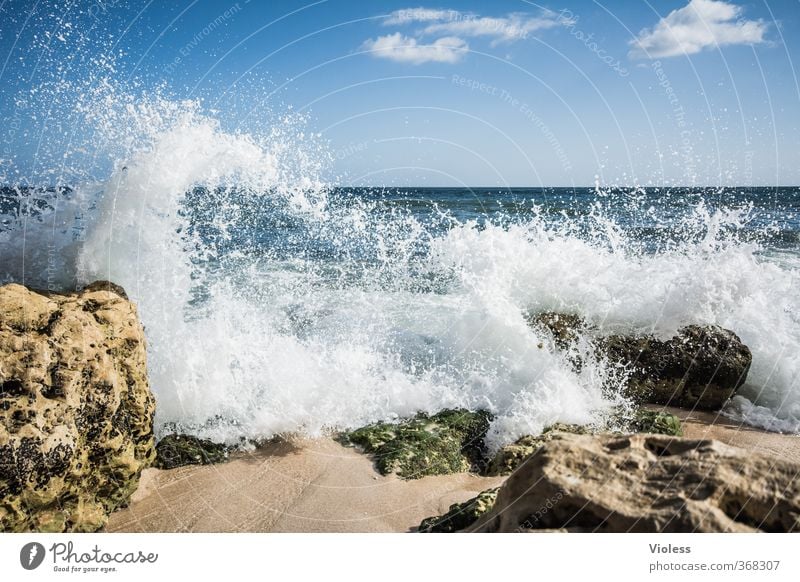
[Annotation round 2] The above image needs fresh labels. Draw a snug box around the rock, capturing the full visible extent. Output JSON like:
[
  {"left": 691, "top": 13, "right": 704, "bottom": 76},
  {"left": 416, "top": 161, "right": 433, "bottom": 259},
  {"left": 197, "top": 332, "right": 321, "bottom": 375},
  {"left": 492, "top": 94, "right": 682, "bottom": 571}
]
[
  {"left": 601, "top": 325, "right": 752, "bottom": 410},
  {"left": 486, "top": 411, "right": 682, "bottom": 476},
  {"left": 0, "top": 282, "right": 155, "bottom": 532},
  {"left": 341, "top": 409, "right": 492, "bottom": 479},
  {"left": 154, "top": 434, "right": 229, "bottom": 469},
  {"left": 631, "top": 409, "right": 683, "bottom": 437},
  {"left": 526, "top": 312, "right": 752, "bottom": 411},
  {"left": 526, "top": 312, "right": 590, "bottom": 352},
  {"left": 424, "top": 411, "right": 683, "bottom": 528},
  {"left": 418, "top": 488, "right": 499, "bottom": 533},
  {"left": 486, "top": 423, "right": 590, "bottom": 476},
  {"left": 82, "top": 280, "right": 129, "bottom": 300},
  {"left": 471, "top": 433, "right": 800, "bottom": 532}
]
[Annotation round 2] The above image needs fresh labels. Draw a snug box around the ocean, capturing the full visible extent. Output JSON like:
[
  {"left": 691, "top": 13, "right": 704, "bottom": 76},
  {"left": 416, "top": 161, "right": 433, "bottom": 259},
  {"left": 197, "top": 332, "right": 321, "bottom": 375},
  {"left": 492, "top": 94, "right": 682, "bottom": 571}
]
[{"left": 1, "top": 102, "right": 799, "bottom": 449}]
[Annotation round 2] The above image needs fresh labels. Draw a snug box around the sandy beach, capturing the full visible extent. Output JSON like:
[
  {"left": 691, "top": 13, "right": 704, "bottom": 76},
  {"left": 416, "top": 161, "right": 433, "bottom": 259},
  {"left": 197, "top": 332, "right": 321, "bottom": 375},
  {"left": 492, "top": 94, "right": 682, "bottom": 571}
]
[
  {"left": 665, "top": 406, "right": 800, "bottom": 464},
  {"left": 106, "top": 437, "right": 505, "bottom": 533},
  {"left": 106, "top": 411, "right": 800, "bottom": 533}
]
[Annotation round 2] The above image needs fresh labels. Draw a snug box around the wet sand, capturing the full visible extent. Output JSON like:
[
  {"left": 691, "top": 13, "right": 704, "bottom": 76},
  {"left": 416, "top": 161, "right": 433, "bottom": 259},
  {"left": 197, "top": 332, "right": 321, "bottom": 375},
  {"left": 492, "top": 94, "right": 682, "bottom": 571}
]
[
  {"left": 106, "top": 437, "right": 505, "bottom": 533},
  {"left": 654, "top": 405, "right": 800, "bottom": 464}
]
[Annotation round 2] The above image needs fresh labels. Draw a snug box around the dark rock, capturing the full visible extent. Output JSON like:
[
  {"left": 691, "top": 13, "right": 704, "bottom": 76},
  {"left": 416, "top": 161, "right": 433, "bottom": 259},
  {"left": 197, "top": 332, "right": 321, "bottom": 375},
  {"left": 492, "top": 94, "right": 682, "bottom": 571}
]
[
  {"left": 526, "top": 312, "right": 590, "bottom": 352},
  {"left": 341, "top": 409, "right": 492, "bottom": 479},
  {"left": 601, "top": 325, "right": 752, "bottom": 410},
  {"left": 154, "top": 434, "right": 229, "bottom": 469},
  {"left": 526, "top": 312, "right": 752, "bottom": 411}
]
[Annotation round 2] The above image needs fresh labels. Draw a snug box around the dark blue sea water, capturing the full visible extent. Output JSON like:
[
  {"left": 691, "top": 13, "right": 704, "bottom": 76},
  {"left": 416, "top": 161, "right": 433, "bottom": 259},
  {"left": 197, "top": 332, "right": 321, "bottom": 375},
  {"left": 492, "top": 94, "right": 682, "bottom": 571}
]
[{"left": 170, "top": 185, "right": 800, "bottom": 265}]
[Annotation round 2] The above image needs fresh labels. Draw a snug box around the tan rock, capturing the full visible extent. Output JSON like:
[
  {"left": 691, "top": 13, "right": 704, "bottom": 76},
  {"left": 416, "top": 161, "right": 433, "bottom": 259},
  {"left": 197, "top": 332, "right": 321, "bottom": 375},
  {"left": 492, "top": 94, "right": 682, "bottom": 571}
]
[
  {"left": 471, "top": 433, "right": 800, "bottom": 532},
  {"left": 0, "top": 282, "right": 155, "bottom": 532}
]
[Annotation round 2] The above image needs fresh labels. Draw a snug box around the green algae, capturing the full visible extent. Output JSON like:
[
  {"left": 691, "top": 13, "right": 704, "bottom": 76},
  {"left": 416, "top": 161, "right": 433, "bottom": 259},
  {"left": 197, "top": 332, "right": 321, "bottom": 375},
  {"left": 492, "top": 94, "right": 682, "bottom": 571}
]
[
  {"left": 418, "top": 487, "right": 499, "bottom": 533},
  {"left": 154, "top": 434, "right": 229, "bottom": 470},
  {"left": 341, "top": 409, "right": 492, "bottom": 479}
]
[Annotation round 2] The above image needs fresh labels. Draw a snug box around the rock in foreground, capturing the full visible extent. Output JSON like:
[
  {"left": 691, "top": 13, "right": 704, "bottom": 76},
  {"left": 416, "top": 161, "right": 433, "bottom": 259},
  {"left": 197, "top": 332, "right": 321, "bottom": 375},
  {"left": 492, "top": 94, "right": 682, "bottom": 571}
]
[
  {"left": 0, "top": 282, "right": 155, "bottom": 532},
  {"left": 486, "top": 410, "right": 682, "bottom": 476},
  {"left": 472, "top": 433, "right": 800, "bottom": 533}
]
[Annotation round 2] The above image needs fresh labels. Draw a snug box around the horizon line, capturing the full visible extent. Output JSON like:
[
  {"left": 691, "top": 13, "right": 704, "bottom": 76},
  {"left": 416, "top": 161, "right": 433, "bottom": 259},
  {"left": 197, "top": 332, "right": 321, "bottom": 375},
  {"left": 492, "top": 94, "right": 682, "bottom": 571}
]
[{"left": 3, "top": 183, "right": 798, "bottom": 190}]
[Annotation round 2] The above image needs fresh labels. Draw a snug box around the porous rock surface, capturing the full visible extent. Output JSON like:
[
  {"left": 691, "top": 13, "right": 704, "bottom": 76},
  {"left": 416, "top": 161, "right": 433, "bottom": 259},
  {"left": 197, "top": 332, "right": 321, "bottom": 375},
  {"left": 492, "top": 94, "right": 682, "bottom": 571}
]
[
  {"left": 0, "top": 281, "right": 155, "bottom": 532},
  {"left": 471, "top": 433, "right": 800, "bottom": 533}
]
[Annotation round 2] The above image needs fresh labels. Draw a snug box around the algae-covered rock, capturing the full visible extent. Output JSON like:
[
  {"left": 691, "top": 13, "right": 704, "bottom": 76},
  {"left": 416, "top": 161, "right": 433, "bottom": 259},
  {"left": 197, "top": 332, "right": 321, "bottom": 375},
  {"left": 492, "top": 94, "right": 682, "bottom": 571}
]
[
  {"left": 418, "top": 487, "right": 499, "bottom": 533},
  {"left": 0, "top": 282, "right": 155, "bottom": 532},
  {"left": 631, "top": 409, "right": 683, "bottom": 437},
  {"left": 600, "top": 325, "right": 752, "bottom": 410},
  {"left": 342, "top": 409, "right": 492, "bottom": 479},
  {"left": 154, "top": 434, "right": 229, "bottom": 469}
]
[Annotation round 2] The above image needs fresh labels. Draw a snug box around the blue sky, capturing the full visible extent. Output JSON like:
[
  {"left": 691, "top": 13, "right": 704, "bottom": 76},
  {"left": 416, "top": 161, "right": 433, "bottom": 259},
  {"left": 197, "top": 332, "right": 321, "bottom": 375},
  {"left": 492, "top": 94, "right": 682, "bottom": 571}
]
[{"left": 1, "top": 0, "right": 799, "bottom": 186}]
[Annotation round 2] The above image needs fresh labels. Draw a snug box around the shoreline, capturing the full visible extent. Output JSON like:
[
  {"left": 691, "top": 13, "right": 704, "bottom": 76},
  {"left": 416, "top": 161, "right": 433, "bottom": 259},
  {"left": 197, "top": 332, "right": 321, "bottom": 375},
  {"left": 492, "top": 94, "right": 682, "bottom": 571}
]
[{"left": 107, "top": 412, "right": 800, "bottom": 533}]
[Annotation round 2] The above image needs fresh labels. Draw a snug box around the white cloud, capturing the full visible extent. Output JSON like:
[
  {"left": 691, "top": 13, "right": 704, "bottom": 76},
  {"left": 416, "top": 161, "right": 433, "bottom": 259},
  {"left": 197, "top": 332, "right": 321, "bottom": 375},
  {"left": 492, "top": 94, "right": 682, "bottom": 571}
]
[
  {"left": 366, "top": 7, "right": 571, "bottom": 65},
  {"left": 361, "top": 33, "right": 468, "bottom": 64},
  {"left": 383, "top": 7, "right": 569, "bottom": 45},
  {"left": 629, "top": 0, "right": 768, "bottom": 59},
  {"left": 423, "top": 14, "right": 563, "bottom": 45}
]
